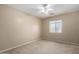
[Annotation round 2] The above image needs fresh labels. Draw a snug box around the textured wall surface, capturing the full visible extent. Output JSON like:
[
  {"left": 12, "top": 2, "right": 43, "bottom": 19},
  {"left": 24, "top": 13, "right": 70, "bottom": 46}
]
[{"left": 0, "top": 5, "right": 41, "bottom": 51}]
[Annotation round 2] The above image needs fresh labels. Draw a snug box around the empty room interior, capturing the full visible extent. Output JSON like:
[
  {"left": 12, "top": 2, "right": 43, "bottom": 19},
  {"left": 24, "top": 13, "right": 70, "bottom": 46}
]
[{"left": 0, "top": 4, "right": 79, "bottom": 54}]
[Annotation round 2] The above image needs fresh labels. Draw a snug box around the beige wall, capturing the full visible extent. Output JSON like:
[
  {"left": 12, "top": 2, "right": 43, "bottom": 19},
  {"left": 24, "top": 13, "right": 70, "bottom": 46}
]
[
  {"left": 0, "top": 5, "right": 41, "bottom": 51},
  {"left": 42, "top": 11, "right": 79, "bottom": 45}
]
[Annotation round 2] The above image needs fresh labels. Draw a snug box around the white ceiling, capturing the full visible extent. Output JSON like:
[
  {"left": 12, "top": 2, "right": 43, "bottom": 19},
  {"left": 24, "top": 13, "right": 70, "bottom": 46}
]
[{"left": 7, "top": 4, "right": 79, "bottom": 18}]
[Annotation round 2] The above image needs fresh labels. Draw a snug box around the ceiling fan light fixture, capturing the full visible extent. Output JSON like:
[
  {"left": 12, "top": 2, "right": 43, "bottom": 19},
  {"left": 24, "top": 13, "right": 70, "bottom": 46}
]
[{"left": 39, "top": 4, "right": 54, "bottom": 15}]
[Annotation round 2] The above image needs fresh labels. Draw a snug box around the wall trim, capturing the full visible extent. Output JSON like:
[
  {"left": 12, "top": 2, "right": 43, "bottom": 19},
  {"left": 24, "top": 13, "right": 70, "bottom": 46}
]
[
  {"left": 45, "top": 39, "right": 79, "bottom": 46},
  {"left": 56, "top": 40, "right": 79, "bottom": 46},
  {"left": 0, "top": 39, "right": 39, "bottom": 53}
]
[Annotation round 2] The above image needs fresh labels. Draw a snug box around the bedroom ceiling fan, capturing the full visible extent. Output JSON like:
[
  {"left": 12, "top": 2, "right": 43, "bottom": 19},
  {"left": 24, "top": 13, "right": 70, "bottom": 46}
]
[{"left": 39, "top": 4, "right": 54, "bottom": 15}]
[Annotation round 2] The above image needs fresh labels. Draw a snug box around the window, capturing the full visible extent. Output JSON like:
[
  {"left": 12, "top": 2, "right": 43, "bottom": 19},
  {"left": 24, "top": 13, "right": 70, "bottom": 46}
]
[{"left": 49, "top": 20, "right": 62, "bottom": 33}]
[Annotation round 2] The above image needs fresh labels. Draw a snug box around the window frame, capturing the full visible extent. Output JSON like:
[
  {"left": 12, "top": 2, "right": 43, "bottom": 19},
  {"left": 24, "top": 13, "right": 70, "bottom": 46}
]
[{"left": 49, "top": 20, "right": 62, "bottom": 33}]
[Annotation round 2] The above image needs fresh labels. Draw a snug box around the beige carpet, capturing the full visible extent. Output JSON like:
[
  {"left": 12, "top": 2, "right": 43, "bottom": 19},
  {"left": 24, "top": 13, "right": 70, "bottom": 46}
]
[{"left": 3, "top": 40, "right": 79, "bottom": 54}]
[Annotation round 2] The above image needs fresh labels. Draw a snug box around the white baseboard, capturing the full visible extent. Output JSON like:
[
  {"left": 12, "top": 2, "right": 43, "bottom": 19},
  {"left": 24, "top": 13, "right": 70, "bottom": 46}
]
[
  {"left": 46, "top": 39, "right": 79, "bottom": 46},
  {"left": 0, "top": 39, "right": 39, "bottom": 53}
]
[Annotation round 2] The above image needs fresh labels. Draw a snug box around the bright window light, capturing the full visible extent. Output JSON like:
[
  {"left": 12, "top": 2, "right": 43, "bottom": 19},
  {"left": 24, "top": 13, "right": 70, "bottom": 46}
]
[{"left": 49, "top": 20, "right": 62, "bottom": 33}]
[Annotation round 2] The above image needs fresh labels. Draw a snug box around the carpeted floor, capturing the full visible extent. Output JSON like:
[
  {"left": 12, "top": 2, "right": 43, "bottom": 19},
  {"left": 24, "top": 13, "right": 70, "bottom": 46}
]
[{"left": 3, "top": 40, "right": 79, "bottom": 54}]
